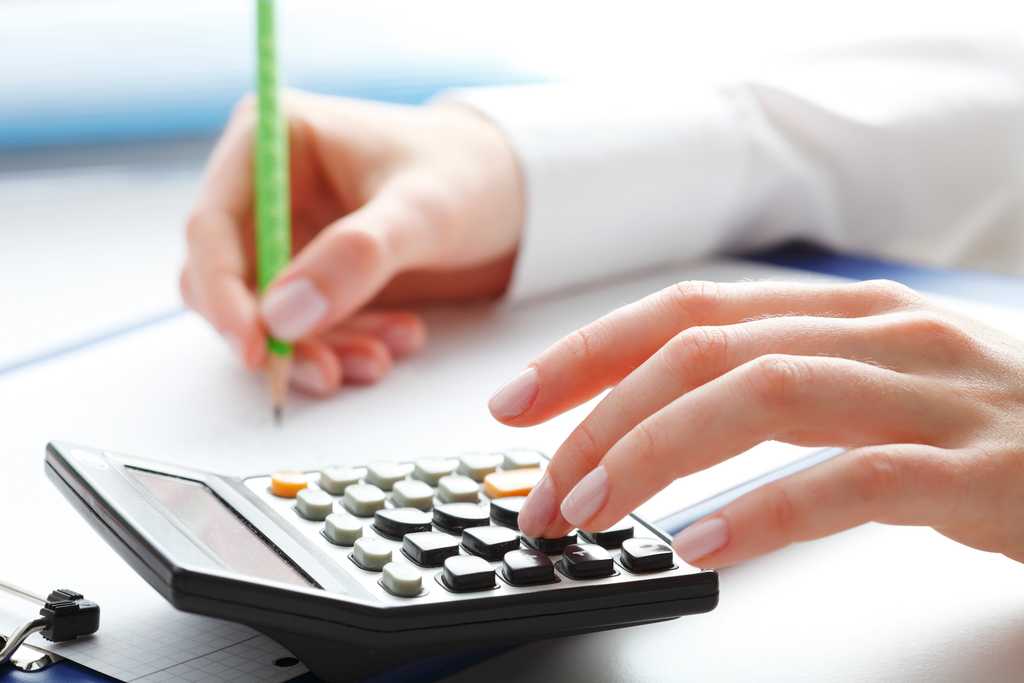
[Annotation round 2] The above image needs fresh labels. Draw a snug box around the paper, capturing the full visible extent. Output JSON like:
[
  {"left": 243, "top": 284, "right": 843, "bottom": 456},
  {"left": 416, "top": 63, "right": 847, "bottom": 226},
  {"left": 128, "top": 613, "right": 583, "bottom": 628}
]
[{"left": 2, "top": 258, "right": 1021, "bottom": 681}]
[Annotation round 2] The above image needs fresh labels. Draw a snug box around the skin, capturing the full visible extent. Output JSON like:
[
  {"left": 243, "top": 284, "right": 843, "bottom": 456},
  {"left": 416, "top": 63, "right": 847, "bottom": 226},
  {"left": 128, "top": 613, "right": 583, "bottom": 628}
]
[{"left": 185, "top": 90, "right": 1024, "bottom": 567}]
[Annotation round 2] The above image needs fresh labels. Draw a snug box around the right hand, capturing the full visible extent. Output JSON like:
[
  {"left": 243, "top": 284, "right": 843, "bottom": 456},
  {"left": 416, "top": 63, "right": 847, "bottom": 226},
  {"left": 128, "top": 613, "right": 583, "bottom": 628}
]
[{"left": 180, "top": 91, "right": 524, "bottom": 396}]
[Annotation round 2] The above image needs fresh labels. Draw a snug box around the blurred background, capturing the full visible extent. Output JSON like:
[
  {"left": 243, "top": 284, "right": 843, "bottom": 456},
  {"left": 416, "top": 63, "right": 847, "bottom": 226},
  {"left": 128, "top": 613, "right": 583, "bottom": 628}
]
[{"left": 1, "top": 0, "right": 1020, "bottom": 370}]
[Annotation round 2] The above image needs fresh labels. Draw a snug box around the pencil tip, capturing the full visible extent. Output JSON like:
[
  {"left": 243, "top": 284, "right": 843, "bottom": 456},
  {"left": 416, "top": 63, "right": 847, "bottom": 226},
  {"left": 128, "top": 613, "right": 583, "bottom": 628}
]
[{"left": 273, "top": 406, "right": 283, "bottom": 426}]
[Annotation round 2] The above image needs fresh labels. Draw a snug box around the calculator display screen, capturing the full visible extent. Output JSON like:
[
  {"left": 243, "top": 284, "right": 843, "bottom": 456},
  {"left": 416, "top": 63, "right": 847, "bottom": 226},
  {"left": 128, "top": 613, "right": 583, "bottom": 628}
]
[{"left": 128, "top": 468, "right": 312, "bottom": 588}]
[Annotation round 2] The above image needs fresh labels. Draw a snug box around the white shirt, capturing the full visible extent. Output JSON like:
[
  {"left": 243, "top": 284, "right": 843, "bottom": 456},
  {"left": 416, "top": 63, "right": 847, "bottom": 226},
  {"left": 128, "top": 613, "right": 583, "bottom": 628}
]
[{"left": 448, "top": 37, "right": 1024, "bottom": 301}]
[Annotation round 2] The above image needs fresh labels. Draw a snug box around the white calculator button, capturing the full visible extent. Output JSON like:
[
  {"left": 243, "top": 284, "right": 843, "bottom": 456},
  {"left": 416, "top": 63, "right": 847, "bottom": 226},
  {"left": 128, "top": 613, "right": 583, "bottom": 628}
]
[
  {"left": 364, "top": 462, "right": 412, "bottom": 491},
  {"left": 501, "top": 449, "right": 543, "bottom": 470},
  {"left": 390, "top": 480, "right": 434, "bottom": 511},
  {"left": 456, "top": 453, "right": 503, "bottom": 482},
  {"left": 381, "top": 562, "right": 423, "bottom": 597},
  {"left": 352, "top": 537, "right": 392, "bottom": 572},
  {"left": 343, "top": 484, "right": 387, "bottom": 517},
  {"left": 295, "top": 488, "right": 333, "bottom": 521},
  {"left": 436, "top": 475, "right": 479, "bottom": 503},
  {"left": 323, "top": 513, "right": 363, "bottom": 546},
  {"left": 411, "top": 458, "right": 458, "bottom": 486},
  {"left": 319, "top": 467, "right": 364, "bottom": 495}
]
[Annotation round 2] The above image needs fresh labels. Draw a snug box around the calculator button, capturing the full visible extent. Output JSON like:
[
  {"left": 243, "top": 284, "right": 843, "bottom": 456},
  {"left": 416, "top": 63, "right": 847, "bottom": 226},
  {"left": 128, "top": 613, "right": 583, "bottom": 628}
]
[
  {"left": 523, "top": 532, "right": 578, "bottom": 555},
  {"left": 295, "top": 488, "right": 334, "bottom": 521},
  {"left": 381, "top": 562, "right": 423, "bottom": 597},
  {"left": 489, "top": 496, "right": 526, "bottom": 529},
  {"left": 270, "top": 471, "right": 308, "bottom": 498},
  {"left": 403, "top": 532, "right": 461, "bottom": 567},
  {"left": 342, "top": 484, "right": 387, "bottom": 517},
  {"left": 462, "top": 526, "right": 520, "bottom": 561},
  {"left": 620, "top": 538, "right": 674, "bottom": 573},
  {"left": 364, "top": 462, "right": 412, "bottom": 491},
  {"left": 579, "top": 518, "right": 635, "bottom": 549},
  {"left": 559, "top": 543, "right": 614, "bottom": 579},
  {"left": 483, "top": 468, "right": 543, "bottom": 499},
  {"left": 318, "top": 467, "right": 364, "bottom": 495},
  {"left": 442, "top": 555, "right": 496, "bottom": 592},
  {"left": 373, "top": 508, "right": 433, "bottom": 539},
  {"left": 322, "top": 513, "right": 363, "bottom": 546},
  {"left": 456, "top": 452, "right": 503, "bottom": 482},
  {"left": 352, "top": 537, "right": 392, "bottom": 572},
  {"left": 433, "top": 503, "right": 490, "bottom": 533},
  {"left": 437, "top": 475, "right": 479, "bottom": 503},
  {"left": 391, "top": 480, "right": 435, "bottom": 511},
  {"left": 412, "top": 458, "right": 458, "bottom": 486},
  {"left": 501, "top": 449, "right": 543, "bottom": 469},
  {"left": 502, "top": 549, "right": 555, "bottom": 586}
]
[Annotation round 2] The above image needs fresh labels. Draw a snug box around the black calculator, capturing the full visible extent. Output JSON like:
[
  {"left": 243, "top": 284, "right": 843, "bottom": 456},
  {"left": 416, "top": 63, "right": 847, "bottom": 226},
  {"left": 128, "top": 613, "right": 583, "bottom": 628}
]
[{"left": 45, "top": 441, "right": 718, "bottom": 682}]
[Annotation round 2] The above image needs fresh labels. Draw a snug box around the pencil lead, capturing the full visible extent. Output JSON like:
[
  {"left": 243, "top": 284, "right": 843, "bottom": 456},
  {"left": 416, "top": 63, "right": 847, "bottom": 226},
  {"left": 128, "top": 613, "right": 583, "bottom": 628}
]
[{"left": 273, "top": 405, "right": 283, "bottom": 426}]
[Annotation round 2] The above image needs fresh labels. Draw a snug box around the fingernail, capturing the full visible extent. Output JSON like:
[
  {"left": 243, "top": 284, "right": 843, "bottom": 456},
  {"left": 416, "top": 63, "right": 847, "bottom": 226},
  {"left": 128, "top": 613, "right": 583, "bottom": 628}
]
[
  {"left": 672, "top": 517, "right": 729, "bottom": 563},
  {"left": 340, "top": 354, "right": 383, "bottom": 384},
  {"left": 289, "top": 360, "right": 328, "bottom": 395},
  {"left": 380, "top": 323, "right": 424, "bottom": 356},
  {"left": 488, "top": 367, "right": 539, "bottom": 420},
  {"left": 560, "top": 466, "right": 608, "bottom": 527},
  {"left": 518, "top": 474, "right": 557, "bottom": 536},
  {"left": 261, "top": 278, "right": 328, "bottom": 342}
]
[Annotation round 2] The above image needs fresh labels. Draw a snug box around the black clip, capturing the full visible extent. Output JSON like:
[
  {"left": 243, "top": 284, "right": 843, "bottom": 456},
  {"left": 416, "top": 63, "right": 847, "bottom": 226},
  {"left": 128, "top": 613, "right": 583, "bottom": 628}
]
[{"left": 0, "top": 585, "right": 100, "bottom": 669}]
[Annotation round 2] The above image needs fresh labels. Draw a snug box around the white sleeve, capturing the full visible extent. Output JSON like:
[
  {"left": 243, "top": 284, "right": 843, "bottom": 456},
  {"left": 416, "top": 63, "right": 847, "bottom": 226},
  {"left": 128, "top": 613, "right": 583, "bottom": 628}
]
[{"left": 443, "top": 38, "right": 1024, "bottom": 301}]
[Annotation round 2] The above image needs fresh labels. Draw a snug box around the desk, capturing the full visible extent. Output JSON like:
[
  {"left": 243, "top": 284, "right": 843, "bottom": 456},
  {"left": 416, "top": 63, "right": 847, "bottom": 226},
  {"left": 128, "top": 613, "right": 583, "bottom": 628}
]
[{"left": 4, "top": 248, "right": 1022, "bottom": 683}]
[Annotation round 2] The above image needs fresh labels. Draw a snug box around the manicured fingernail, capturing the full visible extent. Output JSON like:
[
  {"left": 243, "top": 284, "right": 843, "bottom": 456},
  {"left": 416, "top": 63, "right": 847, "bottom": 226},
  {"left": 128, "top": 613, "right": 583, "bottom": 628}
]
[
  {"left": 380, "top": 323, "right": 424, "bottom": 356},
  {"left": 340, "top": 354, "right": 383, "bottom": 384},
  {"left": 518, "top": 474, "right": 557, "bottom": 536},
  {"left": 261, "top": 278, "right": 328, "bottom": 342},
  {"left": 489, "top": 367, "right": 538, "bottom": 420},
  {"left": 672, "top": 517, "right": 728, "bottom": 563},
  {"left": 560, "top": 466, "right": 608, "bottom": 527},
  {"left": 289, "top": 360, "right": 328, "bottom": 395}
]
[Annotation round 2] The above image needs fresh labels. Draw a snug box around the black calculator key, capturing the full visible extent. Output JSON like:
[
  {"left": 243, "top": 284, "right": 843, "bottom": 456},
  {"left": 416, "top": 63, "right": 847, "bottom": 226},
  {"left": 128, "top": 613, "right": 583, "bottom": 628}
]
[
  {"left": 373, "top": 508, "right": 432, "bottom": 539},
  {"left": 403, "top": 531, "right": 461, "bottom": 567},
  {"left": 560, "top": 543, "right": 614, "bottom": 579},
  {"left": 620, "top": 538, "right": 674, "bottom": 573},
  {"left": 502, "top": 549, "right": 555, "bottom": 586},
  {"left": 489, "top": 496, "right": 526, "bottom": 529},
  {"left": 523, "top": 531, "right": 577, "bottom": 555},
  {"left": 433, "top": 503, "right": 490, "bottom": 533},
  {"left": 462, "top": 526, "right": 520, "bottom": 561},
  {"left": 442, "top": 555, "right": 496, "bottom": 592},
  {"left": 579, "top": 518, "right": 635, "bottom": 549}
]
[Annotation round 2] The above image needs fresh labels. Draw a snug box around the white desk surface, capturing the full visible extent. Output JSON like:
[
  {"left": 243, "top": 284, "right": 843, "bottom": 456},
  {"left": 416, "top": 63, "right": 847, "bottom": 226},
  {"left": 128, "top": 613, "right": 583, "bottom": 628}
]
[{"left": 1, "top": 149, "right": 1022, "bottom": 683}]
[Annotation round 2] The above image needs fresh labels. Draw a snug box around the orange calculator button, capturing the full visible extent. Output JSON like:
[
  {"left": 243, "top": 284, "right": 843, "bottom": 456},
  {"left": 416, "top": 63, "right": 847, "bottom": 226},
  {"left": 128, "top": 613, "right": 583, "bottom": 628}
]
[
  {"left": 271, "top": 471, "right": 309, "bottom": 498},
  {"left": 484, "top": 468, "right": 543, "bottom": 498}
]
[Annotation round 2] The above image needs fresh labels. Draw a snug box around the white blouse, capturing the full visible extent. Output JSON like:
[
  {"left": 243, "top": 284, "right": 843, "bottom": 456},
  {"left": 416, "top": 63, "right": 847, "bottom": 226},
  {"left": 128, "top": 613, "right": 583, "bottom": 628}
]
[{"left": 448, "top": 37, "right": 1024, "bottom": 301}]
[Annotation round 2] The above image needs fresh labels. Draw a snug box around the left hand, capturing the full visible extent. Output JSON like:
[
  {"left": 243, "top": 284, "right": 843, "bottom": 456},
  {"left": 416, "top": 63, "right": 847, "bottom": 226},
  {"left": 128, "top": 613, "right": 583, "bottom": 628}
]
[{"left": 489, "top": 279, "right": 1024, "bottom": 567}]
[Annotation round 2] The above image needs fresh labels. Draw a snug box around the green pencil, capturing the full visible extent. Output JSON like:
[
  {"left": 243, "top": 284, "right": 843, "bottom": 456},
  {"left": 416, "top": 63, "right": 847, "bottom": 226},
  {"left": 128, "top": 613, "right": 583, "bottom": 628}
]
[{"left": 254, "top": 0, "right": 292, "bottom": 424}]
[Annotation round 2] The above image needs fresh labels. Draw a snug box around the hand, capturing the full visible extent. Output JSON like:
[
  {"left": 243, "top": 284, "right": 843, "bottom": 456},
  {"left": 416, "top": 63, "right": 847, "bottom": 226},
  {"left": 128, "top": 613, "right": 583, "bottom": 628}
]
[
  {"left": 491, "top": 279, "right": 1024, "bottom": 566},
  {"left": 180, "top": 91, "right": 523, "bottom": 395}
]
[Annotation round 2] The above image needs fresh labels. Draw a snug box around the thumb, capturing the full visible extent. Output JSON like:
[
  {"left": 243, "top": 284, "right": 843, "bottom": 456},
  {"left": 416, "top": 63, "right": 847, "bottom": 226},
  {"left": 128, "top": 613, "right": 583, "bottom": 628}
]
[{"left": 259, "top": 193, "right": 430, "bottom": 342}]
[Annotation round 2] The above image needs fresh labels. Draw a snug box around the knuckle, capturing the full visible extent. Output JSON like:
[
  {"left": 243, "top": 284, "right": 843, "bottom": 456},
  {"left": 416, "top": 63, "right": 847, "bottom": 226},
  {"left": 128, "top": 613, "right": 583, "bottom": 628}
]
[
  {"left": 564, "top": 323, "right": 603, "bottom": 366},
  {"left": 664, "top": 280, "right": 722, "bottom": 324},
  {"left": 854, "top": 279, "right": 922, "bottom": 309},
  {"left": 744, "top": 354, "right": 807, "bottom": 411},
  {"left": 761, "top": 482, "right": 799, "bottom": 538},
  {"left": 562, "top": 420, "right": 602, "bottom": 473},
  {"left": 663, "top": 326, "right": 729, "bottom": 379},
  {"left": 184, "top": 212, "right": 208, "bottom": 247},
  {"left": 849, "top": 449, "right": 904, "bottom": 505},
  {"left": 231, "top": 93, "right": 257, "bottom": 119},
  {"left": 329, "top": 225, "right": 386, "bottom": 274},
  {"left": 887, "top": 312, "right": 974, "bottom": 355},
  {"left": 627, "top": 420, "right": 662, "bottom": 476}
]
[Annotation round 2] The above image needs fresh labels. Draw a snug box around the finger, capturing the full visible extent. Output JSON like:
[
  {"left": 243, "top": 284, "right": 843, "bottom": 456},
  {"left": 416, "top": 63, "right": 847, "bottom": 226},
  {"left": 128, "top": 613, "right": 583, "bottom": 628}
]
[
  {"left": 671, "top": 444, "right": 965, "bottom": 568},
  {"left": 328, "top": 310, "right": 427, "bottom": 358},
  {"left": 517, "top": 311, "right": 967, "bottom": 537},
  {"left": 488, "top": 279, "right": 923, "bottom": 426},
  {"left": 558, "top": 356, "right": 975, "bottom": 533},
  {"left": 260, "top": 180, "right": 452, "bottom": 343},
  {"left": 184, "top": 98, "right": 261, "bottom": 367},
  {"left": 289, "top": 339, "right": 343, "bottom": 397},
  {"left": 320, "top": 331, "right": 394, "bottom": 385}
]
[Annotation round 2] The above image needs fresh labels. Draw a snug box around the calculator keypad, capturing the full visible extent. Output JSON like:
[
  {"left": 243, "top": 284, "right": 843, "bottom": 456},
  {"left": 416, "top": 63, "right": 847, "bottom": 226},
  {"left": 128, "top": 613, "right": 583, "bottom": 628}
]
[{"left": 247, "top": 452, "right": 688, "bottom": 603}]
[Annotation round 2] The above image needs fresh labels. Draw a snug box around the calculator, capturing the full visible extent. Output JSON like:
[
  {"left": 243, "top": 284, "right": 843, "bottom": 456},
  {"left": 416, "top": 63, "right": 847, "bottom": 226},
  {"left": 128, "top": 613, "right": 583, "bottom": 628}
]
[{"left": 45, "top": 441, "right": 718, "bottom": 682}]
